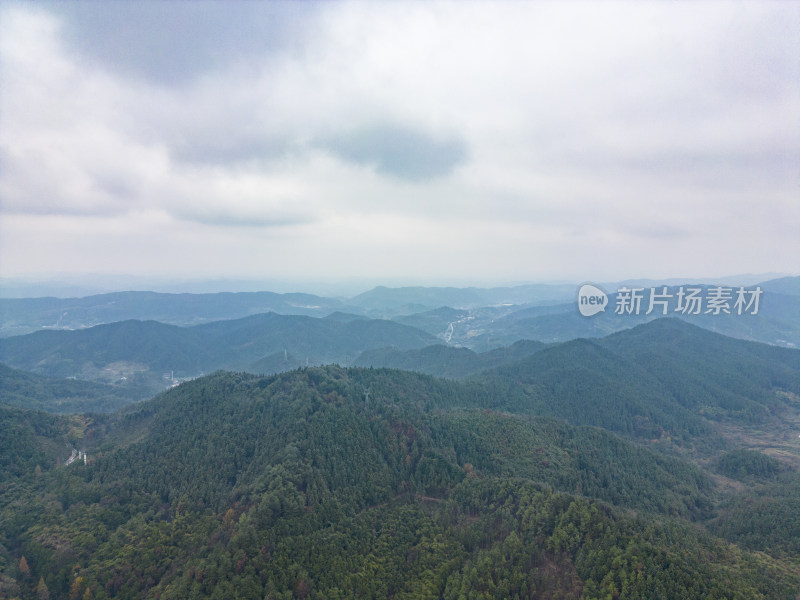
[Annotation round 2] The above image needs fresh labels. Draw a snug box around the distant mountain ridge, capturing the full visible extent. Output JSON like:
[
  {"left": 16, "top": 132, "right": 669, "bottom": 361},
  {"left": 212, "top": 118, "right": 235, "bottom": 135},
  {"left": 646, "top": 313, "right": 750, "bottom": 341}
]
[
  {"left": 0, "top": 290, "right": 355, "bottom": 337},
  {"left": 348, "top": 283, "right": 577, "bottom": 317},
  {"left": 448, "top": 279, "right": 800, "bottom": 350},
  {"left": 1, "top": 276, "right": 797, "bottom": 352},
  {"left": 0, "top": 312, "right": 439, "bottom": 394}
]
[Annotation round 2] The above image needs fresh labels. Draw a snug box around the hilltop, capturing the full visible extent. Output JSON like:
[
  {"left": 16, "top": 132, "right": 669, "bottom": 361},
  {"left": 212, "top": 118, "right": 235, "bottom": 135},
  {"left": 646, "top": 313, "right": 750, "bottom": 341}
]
[{"left": 3, "top": 362, "right": 799, "bottom": 598}]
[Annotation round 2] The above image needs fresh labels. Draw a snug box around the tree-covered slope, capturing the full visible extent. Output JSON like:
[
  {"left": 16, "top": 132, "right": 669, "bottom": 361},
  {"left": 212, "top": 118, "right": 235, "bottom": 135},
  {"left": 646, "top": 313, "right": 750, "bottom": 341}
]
[
  {"left": 0, "top": 362, "right": 144, "bottom": 413},
  {"left": 82, "top": 369, "right": 711, "bottom": 518},
  {"left": 484, "top": 337, "right": 711, "bottom": 442},
  {"left": 596, "top": 318, "right": 800, "bottom": 421},
  {"left": 0, "top": 320, "right": 210, "bottom": 377},
  {"left": 0, "top": 313, "right": 439, "bottom": 389},
  {"left": 482, "top": 319, "right": 800, "bottom": 445},
  {"left": 353, "top": 339, "right": 547, "bottom": 379},
  {"left": 0, "top": 404, "right": 95, "bottom": 482},
  {"left": 1, "top": 367, "right": 799, "bottom": 599}
]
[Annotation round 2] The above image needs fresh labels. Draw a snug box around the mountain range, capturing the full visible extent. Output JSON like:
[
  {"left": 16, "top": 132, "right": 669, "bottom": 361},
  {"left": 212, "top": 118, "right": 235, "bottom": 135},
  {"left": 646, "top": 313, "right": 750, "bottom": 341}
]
[
  {"left": 2, "top": 317, "right": 799, "bottom": 598},
  {"left": 1, "top": 280, "right": 800, "bottom": 598},
  {"left": 2, "top": 277, "right": 797, "bottom": 351},
  {"left": 0, "top": 312, "right": 439, "bottom": 397}
]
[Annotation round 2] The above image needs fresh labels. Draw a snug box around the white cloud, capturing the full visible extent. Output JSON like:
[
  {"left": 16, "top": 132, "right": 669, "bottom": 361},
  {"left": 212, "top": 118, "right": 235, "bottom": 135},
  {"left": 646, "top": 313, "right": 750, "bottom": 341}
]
[{"left": 0, "top": 1, "right": 797, "bottom": 284}]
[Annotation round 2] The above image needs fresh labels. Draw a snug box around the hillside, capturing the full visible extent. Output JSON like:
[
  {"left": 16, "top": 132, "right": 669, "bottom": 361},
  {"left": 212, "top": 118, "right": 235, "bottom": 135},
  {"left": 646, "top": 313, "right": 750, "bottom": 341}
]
[
  {"left": 0, "top": 362, "right": 143, "bottom": 413},
  {"left": 0, "top": 313, "right": 439, "bottom": 394},
  {"left": 2, "top": 319, "right": 800, "bottom": 597},
  {"left": 596, "top": 318, "right": 800, "bottom": 421},
  {"left": 2, "top": 367, "right": 799, "bottom": 598},
  {"left": 0, "top": 404, "right": 94, "bottom": 481},
  {"left": 353, "top": 339, "right": 547, "bottom": 379},
  {"left": 482, "top": 319, "right": 800, "bottom": 449}
]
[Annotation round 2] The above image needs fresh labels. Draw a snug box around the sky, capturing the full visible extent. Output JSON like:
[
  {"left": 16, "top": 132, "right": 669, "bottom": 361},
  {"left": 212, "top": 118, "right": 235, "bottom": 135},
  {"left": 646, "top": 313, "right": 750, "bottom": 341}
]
[{"left": 0, "top": 1, "right": 798, "bottom": 293}]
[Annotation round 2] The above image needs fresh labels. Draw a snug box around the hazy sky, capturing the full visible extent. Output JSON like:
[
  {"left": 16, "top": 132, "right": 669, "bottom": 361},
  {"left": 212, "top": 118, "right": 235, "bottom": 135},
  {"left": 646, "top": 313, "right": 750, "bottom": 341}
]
[{"left": 0, "top": 1, "right": 798, "bottom": 289}]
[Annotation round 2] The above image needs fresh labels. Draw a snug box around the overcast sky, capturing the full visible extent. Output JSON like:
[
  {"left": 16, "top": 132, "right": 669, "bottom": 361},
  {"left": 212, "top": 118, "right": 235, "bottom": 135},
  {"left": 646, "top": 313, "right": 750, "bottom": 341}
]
[{"left": 0, "top": 1, "right": 798, "bottom": 291}]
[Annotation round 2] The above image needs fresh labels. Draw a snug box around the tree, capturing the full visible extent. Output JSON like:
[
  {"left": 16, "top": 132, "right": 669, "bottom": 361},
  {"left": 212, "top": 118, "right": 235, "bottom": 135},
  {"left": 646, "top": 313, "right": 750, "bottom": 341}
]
[
  {"left": 36, "top": 576, "right": 50, "bottom": 600},
  {"left": 19, "top": 555, "right": 30, "bottom": 577},
  {"left": 70, "top": 576, "right": 85, "bottom": 600}
]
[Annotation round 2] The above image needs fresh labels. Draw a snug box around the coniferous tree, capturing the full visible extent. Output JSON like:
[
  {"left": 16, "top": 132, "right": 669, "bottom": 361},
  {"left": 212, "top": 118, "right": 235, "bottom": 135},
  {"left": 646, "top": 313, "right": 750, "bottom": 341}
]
[
  {"left": 36, "top": 576, "right": 50, "bottom": 600},
  {"left": 19, "top": 555, "right": 30, "bottom": 577}
]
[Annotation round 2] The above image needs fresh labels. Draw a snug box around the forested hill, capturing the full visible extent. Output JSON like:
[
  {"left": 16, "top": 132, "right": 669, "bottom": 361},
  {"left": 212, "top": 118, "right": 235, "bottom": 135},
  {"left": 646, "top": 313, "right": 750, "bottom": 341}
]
[
  {"left": 0, "top": 362, "right": 143, "bottom": 413},
  {"left": 352, "top": 339, "right": 548, "bottom": 378},
  {"left": 596, "top": 318, "right": 800, "bottom": 416},
  {"left": 0, "top": 312, "right": 438, "bottom": 392},
  {"left": 3, "top": 366, "right": 799, "bottom": 599},
  {"left": 0, "top": 404, "right": 93, "bottom": 481},
  {"left": 481, "top": 318, "right": 800, "bottom": 443},
  {"left": 1, "top": 314, "right": 797, "bottom": 429}
]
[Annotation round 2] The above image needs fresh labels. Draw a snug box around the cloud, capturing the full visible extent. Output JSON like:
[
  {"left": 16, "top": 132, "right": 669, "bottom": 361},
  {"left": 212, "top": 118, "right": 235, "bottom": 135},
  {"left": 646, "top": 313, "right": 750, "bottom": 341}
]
[
  {"left": 0, "top": 5, "right": 313, "bottom": 229},
  {"left": 0, "top": 1, "right": 798, "bottom": 283},
  {"left": 44, "top": 1, "right": 317, "bottom": 85},
  {"left": 319, "top": 123, "right": 468, "bottom": 181}
]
